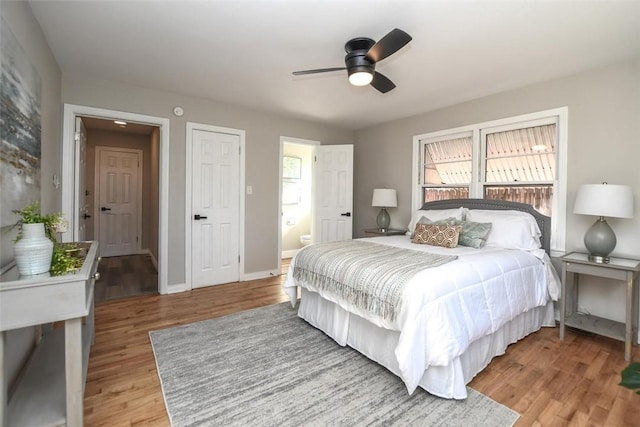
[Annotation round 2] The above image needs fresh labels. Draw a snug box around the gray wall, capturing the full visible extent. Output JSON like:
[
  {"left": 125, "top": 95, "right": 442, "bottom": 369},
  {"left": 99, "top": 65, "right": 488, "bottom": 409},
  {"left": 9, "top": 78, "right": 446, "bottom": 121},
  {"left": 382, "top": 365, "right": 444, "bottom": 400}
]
[
  {"left": 0, "top": 0, "right": 63, "bottom": 392},
  {"left": 353, "top": 58, "right": 640, "bottom": 323},
  {"left": 353, "top": 58, "right": 640, "bottom": 258},
  {"left": 62, "top": 74, "right": 355, "bottom": 284}
]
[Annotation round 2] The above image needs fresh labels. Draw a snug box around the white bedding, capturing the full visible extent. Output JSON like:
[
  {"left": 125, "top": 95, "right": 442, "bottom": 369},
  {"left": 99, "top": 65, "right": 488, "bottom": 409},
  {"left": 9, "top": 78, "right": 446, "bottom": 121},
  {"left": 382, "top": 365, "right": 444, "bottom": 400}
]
[{"left": 283, "top": 235, "right": 560, "bottom": 395}]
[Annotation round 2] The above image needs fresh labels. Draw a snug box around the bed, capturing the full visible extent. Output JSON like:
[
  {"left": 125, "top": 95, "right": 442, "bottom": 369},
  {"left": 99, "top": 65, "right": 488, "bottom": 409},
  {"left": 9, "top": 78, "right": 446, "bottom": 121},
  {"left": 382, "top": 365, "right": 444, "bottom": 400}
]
[{"left": 283, "top": 199, "right": 559, "bottom": 399}]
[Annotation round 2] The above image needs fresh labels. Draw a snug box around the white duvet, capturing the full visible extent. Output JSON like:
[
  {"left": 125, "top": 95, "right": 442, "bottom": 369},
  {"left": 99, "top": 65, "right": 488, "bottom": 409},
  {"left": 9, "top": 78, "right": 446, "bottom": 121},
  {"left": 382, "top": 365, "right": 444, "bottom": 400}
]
[{"left": 283, "top": 235, "right": 560, "bottom": 394}]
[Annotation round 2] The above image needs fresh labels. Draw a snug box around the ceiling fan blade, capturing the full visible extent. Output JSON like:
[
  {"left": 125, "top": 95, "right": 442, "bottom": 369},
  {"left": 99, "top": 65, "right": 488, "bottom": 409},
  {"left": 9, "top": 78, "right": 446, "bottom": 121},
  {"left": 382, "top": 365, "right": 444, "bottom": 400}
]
[
  {"left": 366, "top": 28, "right": 412, "bottom": 63},
  {"left": 292, "top": 67, "right": 346, "bottom": 76},
  {"left": 370, "top": 71, "right": 396, "bottom": 93}
]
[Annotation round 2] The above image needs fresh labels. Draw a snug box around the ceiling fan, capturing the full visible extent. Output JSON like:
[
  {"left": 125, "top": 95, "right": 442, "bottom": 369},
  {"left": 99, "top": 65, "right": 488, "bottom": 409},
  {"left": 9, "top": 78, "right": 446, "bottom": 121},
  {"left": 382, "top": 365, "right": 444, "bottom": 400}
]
[{"left": 292, "top": 28, "right": 412, "bottom": 94}]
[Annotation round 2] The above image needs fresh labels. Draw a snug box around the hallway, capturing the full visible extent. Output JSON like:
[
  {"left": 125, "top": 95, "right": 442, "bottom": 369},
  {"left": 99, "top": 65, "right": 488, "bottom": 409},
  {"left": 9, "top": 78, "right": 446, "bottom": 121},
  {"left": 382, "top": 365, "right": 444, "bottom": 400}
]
[{"left": 95, "top": 254, "right": 158, "bottom": 302}]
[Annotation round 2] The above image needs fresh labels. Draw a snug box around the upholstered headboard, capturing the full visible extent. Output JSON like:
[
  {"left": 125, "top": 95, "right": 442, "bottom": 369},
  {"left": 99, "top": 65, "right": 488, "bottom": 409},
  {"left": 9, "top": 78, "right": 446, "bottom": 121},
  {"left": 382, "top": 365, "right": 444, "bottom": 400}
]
[{"left": 421, "top": 198, "right": 551, "bottom": 254}]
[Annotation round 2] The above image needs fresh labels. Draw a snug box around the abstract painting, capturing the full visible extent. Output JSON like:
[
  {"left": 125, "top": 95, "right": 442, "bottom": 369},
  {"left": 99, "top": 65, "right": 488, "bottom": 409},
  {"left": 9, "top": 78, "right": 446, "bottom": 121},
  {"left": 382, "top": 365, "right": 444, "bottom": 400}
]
[{"left": 1, "top": 18, "right": 42, "bottom": 227}]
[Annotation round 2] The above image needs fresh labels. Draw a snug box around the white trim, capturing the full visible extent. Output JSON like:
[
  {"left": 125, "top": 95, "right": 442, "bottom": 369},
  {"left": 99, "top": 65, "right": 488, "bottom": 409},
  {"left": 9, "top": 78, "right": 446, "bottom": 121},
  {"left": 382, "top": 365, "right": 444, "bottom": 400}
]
[
  {"left": 281, "top": 249, "right": 300, "bottom": 259},
  {"left": 242, "top": 269, "right": 280, "bottom": 281},
  {"left": 166, "top": 283, "right": 189, "bottom": 294},
  {"left": 411, "top": 137, "right": 421, "bottom": 212},
  {"left": 185, "top": 122, "right": 246, "bottom": 290},
  {"left": 278, "top": 136, "right": 320, "bottom": 275},
  {"left": 411, "top": 106, "right": 568, "bottom": 253},
  {"left": 554, "top": 107, "right": 569, "bottom": 253},
  {"left": 413, "top": 107, "right": 569, "bottom": 144},
  {"left": 94, "top": 147, "right": 143, "bottom": 256},
  {"left": 62, "top": 104, "right": 170, "bottom": 294}
]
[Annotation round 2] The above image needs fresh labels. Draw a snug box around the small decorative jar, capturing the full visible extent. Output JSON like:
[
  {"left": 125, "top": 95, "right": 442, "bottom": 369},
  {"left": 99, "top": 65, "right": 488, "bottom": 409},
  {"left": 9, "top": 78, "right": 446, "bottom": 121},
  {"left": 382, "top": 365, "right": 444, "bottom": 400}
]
[{"left": 14, "top": 223, "right": 54, "bottom": 275}]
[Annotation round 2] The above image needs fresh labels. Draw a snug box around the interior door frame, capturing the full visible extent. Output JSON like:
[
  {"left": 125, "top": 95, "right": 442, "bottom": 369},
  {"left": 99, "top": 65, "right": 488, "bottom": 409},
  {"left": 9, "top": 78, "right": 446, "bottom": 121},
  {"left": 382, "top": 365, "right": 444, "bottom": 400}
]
[
  {"left": 278, "top": 136, "right": 320, "bottom": 273},
  {"left": 61, "top": 104, "right": 170, "bottom": 294},
  {"left": 185, "top": 122, "right": 246, "bottom": 289},
  {"left": 94, "top": 146, "right": 144, "bottom": 256}
]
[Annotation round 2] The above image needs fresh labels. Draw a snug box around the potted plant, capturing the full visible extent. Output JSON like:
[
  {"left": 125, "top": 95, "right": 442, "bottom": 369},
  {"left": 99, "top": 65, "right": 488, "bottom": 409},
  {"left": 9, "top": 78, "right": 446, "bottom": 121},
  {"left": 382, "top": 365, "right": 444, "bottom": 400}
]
[
  {"left": 620, "top": 363, "right": 640, "bottom": 395},
  {"left": 12, "top": 201, "right": 70, "bottom": 276}
]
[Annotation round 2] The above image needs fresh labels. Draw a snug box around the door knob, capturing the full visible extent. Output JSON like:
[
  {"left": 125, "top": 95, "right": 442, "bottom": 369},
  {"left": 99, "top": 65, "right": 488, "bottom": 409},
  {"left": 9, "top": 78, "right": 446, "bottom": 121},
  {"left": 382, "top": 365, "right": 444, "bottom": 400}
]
[
  {"left": 340, "top": 212, "right": 351, "bottom": 217},
  {"left": 83, "top": 213, "right": 92, "bottom": 219},
  {"left": 101, "top": 207, "right": 111, "bottom": 211},
  {"left": 194, "top": 214, "right": 208, "bottom": 220}
]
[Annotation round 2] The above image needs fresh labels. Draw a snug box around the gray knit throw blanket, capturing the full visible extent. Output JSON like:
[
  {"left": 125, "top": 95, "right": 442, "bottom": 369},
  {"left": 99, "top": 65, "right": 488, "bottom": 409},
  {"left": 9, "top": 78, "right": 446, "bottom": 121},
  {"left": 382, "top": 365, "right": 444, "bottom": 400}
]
[{"left": 292, "top": 240, "right": 457, "bottom": 324}]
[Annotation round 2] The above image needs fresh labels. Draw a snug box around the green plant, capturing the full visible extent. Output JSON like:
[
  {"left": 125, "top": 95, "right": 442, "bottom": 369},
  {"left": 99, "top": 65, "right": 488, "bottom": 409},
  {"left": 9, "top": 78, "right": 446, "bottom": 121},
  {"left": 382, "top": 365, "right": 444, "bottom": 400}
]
[
  {"left": 620, "top": 363, "right": 640, "bottom": 395},
  {"left": 12, "top": 201, "right": 65, "bottom": 242},
  {"left": 50, "top": 243, "right": 85, "bottom": 276},
  {"left": 12, "top": 201, "right": 78, "bottom": 276}
]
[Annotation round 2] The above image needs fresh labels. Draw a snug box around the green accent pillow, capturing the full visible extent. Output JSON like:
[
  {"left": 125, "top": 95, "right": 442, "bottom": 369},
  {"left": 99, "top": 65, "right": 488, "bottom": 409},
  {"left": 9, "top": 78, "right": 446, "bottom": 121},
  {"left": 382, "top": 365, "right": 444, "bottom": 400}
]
[
  {"left": 409, "top": 216, "right": 457, "bottom": 239},
  {"left": 454, "top": 220, "right": 493, "bottom": 248}
]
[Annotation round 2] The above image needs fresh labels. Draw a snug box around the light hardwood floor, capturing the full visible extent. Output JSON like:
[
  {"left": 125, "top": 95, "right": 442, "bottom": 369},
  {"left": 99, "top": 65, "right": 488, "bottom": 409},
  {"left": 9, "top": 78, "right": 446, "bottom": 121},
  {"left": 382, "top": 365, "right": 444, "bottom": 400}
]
[{"left": 85, "top": 261, "right": 639, "bottom": 426}]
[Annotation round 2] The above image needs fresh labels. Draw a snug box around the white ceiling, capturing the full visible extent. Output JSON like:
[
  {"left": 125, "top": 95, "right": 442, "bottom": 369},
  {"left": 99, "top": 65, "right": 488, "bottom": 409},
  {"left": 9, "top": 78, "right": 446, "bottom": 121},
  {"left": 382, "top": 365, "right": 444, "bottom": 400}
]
[{"left": 28, "top": 1, "right": 640, "bottom": 131}]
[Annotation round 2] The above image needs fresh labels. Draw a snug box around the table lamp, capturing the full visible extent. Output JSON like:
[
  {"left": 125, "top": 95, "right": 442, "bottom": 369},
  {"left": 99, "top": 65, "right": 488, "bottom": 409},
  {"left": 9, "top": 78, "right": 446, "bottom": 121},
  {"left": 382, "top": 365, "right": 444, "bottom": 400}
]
[
  {"left": 372, "top": 188, "right": 397, "bottom": 232},
  {"left": 573, "top": 182, "right": 633, "bottom": 263}
]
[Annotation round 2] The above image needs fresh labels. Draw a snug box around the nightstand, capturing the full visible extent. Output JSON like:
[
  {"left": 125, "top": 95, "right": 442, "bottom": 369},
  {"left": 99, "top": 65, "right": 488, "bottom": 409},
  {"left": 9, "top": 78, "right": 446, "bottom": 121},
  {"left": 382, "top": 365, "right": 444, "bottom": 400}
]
[
  {"left": 560, "top": 252, "right": 640, "bottom": 361},
  {"left": 363, "top": 228, "right": 407, "bottom": 237}
]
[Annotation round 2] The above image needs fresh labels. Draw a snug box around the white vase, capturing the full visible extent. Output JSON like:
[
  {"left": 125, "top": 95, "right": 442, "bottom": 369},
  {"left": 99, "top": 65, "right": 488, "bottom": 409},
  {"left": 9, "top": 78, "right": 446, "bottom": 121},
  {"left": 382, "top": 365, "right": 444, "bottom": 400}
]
[{"left": 14, "top": 223, "right": 54, "bottom": 276}]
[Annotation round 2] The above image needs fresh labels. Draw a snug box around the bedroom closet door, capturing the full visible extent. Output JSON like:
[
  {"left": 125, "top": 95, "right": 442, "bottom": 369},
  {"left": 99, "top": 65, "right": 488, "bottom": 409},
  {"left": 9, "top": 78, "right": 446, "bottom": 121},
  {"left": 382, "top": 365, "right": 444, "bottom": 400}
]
[
  {"left": 190, "top": 129, "right": 240, "bottom": 288},
  {"left": 314, "top": 145, "right": 353, "bottom": 242}
]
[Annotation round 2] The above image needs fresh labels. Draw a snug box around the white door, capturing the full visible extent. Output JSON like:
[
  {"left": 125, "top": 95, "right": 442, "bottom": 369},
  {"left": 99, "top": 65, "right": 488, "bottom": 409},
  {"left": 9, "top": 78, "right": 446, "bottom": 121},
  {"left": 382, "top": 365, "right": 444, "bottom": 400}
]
[
  {"left": 75, "top": 117, "right": 88, "bottom": 241},
  {"left": 313, "top": 145, "right": 353, "bottom": 242},
  {"left": 191, "top": 129, "right": 240, "bottom": 288},
  {"left": 96, "top": 147, "right": 142, "bottom": 257}
]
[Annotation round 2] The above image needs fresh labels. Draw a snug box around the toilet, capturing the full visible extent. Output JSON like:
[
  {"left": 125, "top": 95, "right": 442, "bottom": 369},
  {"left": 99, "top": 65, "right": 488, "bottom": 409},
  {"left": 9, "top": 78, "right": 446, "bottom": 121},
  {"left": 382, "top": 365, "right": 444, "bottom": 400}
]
[{"left": 300, "top": 234, "right": 312, "bottom": 246}]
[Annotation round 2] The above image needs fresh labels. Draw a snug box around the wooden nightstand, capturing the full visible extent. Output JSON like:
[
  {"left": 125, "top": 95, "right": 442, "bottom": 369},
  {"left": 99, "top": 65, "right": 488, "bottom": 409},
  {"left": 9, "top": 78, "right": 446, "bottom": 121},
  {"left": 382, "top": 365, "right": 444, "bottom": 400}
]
[
  {"left": 560, "top": 251, "right": 640, "bottom": 361},
  {"left": 363, "top": 228, "right": 407, "bottom": 237}
]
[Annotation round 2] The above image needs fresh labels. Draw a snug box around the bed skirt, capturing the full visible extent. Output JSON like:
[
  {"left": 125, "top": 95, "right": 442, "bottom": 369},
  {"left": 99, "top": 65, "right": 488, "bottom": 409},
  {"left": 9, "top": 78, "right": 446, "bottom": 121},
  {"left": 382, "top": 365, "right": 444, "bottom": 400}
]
[{"left": 298, "top": 287, "right": 555, "bottom": 399}]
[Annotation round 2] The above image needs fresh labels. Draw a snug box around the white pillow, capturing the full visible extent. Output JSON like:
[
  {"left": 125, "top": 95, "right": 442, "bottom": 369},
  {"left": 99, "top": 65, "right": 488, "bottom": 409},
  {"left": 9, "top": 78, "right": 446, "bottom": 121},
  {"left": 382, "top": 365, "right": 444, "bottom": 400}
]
[
  {"left": 406, "top": 207, "right": 466, "bottom": 236},
  {"left": 465, "top": 209, "right": 541, "bottom": 250}
]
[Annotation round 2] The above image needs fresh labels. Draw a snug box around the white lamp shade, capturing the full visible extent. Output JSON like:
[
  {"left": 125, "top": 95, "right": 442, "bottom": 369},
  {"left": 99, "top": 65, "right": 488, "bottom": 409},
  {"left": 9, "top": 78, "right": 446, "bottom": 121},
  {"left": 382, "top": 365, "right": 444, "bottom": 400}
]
[
  {"left": 372, "top": 189, "right": 397, "bottom": 208},
  {"left": 573, "top": 183, "right": 634, "bottom": 219}
]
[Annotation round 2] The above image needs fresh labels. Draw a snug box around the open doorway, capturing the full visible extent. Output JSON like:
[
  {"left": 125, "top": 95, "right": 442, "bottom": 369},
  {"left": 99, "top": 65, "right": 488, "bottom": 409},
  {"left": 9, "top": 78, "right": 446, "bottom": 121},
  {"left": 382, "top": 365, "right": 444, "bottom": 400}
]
[
  {"left": 279, "top": 137, "right": 319, "bottom": 269},
  {"left": 61, "top": 104, "right": 170, "bottom": 295},
  {"left": 80, "top": 117, "right": 159, "bottom": 301}
]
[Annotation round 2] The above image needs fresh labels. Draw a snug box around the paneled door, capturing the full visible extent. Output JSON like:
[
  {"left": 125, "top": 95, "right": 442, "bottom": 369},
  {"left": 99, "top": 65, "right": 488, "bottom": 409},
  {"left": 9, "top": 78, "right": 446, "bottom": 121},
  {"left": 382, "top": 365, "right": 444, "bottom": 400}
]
[
  {"left": 191, "top": 129, "right": 240, "bottom": 288},
  {"left": 313, "top": 145, "right": 353, "bottom": 242},
  {"left": 96, "top": 147, "right": 142, "bottom": 257}
]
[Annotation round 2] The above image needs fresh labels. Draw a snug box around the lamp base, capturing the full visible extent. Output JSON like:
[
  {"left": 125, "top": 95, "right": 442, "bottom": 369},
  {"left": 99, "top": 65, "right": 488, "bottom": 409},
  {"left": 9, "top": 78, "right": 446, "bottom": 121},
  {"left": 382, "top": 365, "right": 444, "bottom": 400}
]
[
  {"left": 584, "top": 217, "right": 616, "bottom": 264},
  {"left": 376, "top": 208, "right": 390, "bottom": 232},
  {"left": 588, "top": 255, "right": 610, "bottom": 264}
]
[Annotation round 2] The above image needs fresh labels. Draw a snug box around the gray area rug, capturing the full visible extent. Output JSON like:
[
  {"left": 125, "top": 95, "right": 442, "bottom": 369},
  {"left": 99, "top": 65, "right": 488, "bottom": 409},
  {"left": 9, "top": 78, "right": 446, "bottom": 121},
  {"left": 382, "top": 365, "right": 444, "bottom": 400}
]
[{"left": 150, "top": 303, "right": 519, "bottom": 426}]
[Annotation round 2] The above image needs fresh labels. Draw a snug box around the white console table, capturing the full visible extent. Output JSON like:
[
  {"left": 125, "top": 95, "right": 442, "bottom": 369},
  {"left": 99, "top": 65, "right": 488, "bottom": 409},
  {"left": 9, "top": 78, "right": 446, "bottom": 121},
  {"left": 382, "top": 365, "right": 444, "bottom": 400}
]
[{"left": 0, "top": 241, "right": 99, "bottom": 427}]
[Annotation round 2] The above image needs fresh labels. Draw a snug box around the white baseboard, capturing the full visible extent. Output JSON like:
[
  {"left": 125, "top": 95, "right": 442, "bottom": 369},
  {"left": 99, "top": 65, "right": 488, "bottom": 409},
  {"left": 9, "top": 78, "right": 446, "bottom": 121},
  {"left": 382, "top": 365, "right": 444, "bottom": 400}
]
[
  {"left": 281, "top": 249, "right": 299, "bottom": 259},
  {"left": 166, "top": 269, "right": 280, "bottom": 295},
  {"left": 242, "top": 269, "right": 280, "bottom": 281},
  {"left": 166, "top": 283, "right": 189, "bottom": 294}
]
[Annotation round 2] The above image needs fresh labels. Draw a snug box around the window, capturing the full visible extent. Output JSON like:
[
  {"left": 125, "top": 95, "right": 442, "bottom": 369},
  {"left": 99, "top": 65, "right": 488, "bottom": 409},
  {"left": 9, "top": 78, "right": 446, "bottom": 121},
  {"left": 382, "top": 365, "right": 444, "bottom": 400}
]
[
  {"left": 481, "top": 122, "right": 556, "bottom": 216},
  {"left": 413, "top": 108, "right": 567, "bottom": 252},
  {"left": 422, "top": 133, "right": 472, "bottom": 202}
]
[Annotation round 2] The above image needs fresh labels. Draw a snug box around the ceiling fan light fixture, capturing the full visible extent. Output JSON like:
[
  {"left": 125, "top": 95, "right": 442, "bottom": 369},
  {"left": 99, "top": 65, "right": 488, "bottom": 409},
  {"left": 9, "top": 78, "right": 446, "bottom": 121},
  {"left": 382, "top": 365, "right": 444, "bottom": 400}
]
[
  {"left": 348, "top": 71, "right": 373, "bottom": 86},
  {"left": 292, "top": 29, "right": 411, "bottom": 93}
]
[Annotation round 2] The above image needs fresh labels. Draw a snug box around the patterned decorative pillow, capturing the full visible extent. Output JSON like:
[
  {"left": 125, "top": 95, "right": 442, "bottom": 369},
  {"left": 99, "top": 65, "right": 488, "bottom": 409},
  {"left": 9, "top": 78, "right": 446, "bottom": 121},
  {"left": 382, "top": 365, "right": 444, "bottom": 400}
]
[
  {"left": 409, "top": 216, "right": 457, "bottom": 239},
  {"left": 455, "top": 220, "right": 493, "bottom": 249},
  {"left": 411, "top": 223, "right": 461, "bottom": 248}
]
